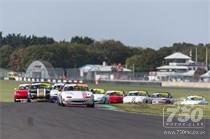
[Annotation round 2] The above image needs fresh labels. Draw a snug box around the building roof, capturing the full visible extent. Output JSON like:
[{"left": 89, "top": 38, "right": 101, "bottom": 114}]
[
  {"left": 27, "top": 60, "right": 54, "bottom": 69},
  {"left": 80, "top": 64, "right": 131, "bottom": 72},
  {"left": 164, "top": 52, "right": 191, "bottom": 60},
  {"left": 182, "top": 70, "right": 195, "bottom": 76},
  {"left": 200, "top": 71, "right": 210, "bottom": 78},
  {"left": 157, "top": 65, "right": 188, "bottom": 70},
  {"left": 26, "top": 60, "right": 56, "bottom": 78}
]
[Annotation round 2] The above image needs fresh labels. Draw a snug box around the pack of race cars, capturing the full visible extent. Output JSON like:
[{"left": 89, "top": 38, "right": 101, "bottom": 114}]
[{"left": 14, "top": 82, "right": 209, "bottom": 107}]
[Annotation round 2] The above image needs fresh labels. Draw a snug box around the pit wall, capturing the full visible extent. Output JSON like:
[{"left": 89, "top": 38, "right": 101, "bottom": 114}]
[
  {"left": 100, "top": 79, "right": 162, "bottom": 87},
  {"left": 162, "top": 81, "right": 210, "bottom": 89}
]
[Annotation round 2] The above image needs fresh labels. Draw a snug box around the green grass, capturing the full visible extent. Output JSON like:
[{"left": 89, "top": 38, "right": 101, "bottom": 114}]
[
  {"left": 0, "top": 80, "right": 21, "bottom": 102},
  {"left": 1, "top": 80, "right": 210, "bottom": 118},
  {"left": 112, "top": 104, "right": 210, "bottom": 118}
]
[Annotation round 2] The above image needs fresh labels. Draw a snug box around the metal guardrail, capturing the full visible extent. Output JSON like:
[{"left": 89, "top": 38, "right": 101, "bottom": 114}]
[{"left": 100, "top": 79, "right": 162, "bottom": 87}]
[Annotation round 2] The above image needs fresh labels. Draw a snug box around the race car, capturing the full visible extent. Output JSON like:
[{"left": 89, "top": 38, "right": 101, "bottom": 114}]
[
  {"left": 57, "top": 83, "right": 95, "bottom": 107},
  {"left": 151, "top": 92, "right": 174, "bottom": 104},
  {"left": 7, "top": 71, "right": 18, "bottom": 80},
  {"left": 49, "top": 83, "right": 64, "bottom": 103},
  {"left": 123, "top": 90, "right": 151, "bottom": 103},
  {"left": 90, "top": 88, "right": 105, "bottom": 102},
  {"left": 180, "top": 96, "right": 208, "bottom": 105},
  {"left": 14, "top": 84, "right": 30, "bottom": 102},
  {"left": 100, "top": 90, "right": 124, "bottom": 104},
  {"left": 27, "top": 82, "right": 52, "bottom": 102}
]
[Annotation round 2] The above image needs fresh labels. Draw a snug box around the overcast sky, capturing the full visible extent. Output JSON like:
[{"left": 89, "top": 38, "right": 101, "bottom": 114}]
[{"left": 0, "top": 0, "right": 209, "bottom": 48}]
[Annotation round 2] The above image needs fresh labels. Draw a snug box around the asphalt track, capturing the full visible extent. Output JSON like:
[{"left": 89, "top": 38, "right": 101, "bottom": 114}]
[{"left": 0, "top": 102, "right": 209, "bottom": 139}]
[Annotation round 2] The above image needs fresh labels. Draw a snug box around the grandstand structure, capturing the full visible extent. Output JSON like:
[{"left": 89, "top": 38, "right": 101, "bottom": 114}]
[{"left": 149, "top": 52, "right": 207, "bottom": 81}]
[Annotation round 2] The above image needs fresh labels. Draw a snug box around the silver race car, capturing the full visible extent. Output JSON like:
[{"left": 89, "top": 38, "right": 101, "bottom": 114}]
[{"left": 151, "top": 92, "right": 174, "bottom": 104}]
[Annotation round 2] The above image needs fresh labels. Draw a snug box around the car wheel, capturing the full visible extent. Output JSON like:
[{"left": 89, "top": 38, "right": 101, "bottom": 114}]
[
  {"left": 166, "top": 100, "right": 170, "bottom": 104},
  {"left": 14, "top": 99, "right": 18, "bottom": 103},
  {"left": 105, "top": 98, "right": 110, "bottom": 104},
  {"left": 61, "top": 102, "right": 65, "bottom": 107},
  {"left": 58, "top": 100, "right": 65, "bottom": 107},
  {"left": 87, "top": 102, "right": 95, "bottom": 108},
  {"left": 61, "top": 103, "right": 65, "bottom": 107},
  {"left": 57, "top": 97, "right": 61, "bottom": 105},
  {"left": 148, "top": 100, "right": 152, "bottom": 104},
  {"left": 144, "top": 99, "right": 148, "bottom": 104},
  {"left": 57, "top": 100, "right": 61, "bottom": 106},
  {"left": 60, "top": 97, "right": 65, "bottom": 107},
  {"left": 27, "top": 98, "right": 31, "bottom": 103},
  {"left": 49, "top": 98, "right": 54, "bottom": 103},
  {"left": 53, "top": 96, "right": 58, "bottom": 103}
]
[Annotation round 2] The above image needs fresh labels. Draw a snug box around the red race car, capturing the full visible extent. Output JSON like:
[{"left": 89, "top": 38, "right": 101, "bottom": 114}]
[
  {"left": 100, "top": 90, "right": 124, "bottom": 104},
  {"left": 14, "top": 84, "right": 30, "bottom": 102}
]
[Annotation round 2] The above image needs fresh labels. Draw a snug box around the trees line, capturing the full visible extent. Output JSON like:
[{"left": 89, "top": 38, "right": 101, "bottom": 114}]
[{"left": 0, "top": 32, "right": 209, "bottom": 72}]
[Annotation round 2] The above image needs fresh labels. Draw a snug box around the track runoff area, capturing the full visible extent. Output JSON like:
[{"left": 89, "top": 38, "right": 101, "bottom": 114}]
[{"left": 0, "top": 80, "right": 209, "bottom": 139}]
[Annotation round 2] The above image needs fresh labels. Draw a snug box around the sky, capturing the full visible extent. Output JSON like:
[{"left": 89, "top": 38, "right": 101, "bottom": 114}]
[{"left": 0, "top": 0, "right": 209, "bottom": 48}]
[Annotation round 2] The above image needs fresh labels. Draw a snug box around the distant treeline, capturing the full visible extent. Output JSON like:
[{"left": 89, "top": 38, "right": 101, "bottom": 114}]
[{"left": 0, "top": 32, "right": 209, "bottom": 72}]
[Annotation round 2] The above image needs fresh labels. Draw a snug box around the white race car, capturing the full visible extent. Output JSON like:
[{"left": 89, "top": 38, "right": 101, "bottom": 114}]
[
  {"left": 90, "top": 88, "right": 105, "bottom": 102},
  {"left": 123, "top": 91, "right": 151, "bottom": 103},
  {"left": 57, "top": 83, "right": 95, "bottom": 107},
  {"left": 180, "top": 96, "right": 208, "bottom": 105},
  {"left": 49, "top": 83, "right": 64, "bottom": 103}
]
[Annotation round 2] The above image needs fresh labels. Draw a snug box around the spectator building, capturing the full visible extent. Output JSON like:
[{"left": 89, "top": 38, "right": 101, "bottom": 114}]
[{"left": 149, "top": 52, "right": 206, "bottom": 81}]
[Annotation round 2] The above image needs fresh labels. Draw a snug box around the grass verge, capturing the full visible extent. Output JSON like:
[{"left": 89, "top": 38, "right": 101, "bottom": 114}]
[{"left": 112, "top": 104, "right": 210, "bottom": 119}]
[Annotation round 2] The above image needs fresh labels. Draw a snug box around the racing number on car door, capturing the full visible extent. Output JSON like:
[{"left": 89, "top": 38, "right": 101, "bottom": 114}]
[
  {"left": 38, "top": 89, "right": 45, "bottom": 97},
  {"left": 132, "top": 97, "right": 136, "bottom": 103}
]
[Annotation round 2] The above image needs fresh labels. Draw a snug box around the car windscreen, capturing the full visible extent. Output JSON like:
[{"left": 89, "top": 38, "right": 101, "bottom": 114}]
[
  {"left": 138, "top": 93, "right": 147, "bottom": 96},
  {"left": 152, "top": 93, "right": 170, "bottom": 98},
  {"left": 128, "top": 93, "right": 139, "bottom": 96},
  {"left": 137, "top": 91, "right": 148, "bottom": 96},
  {"left": 64, "top": 86, "right": 88, "bottom": 91},
  {"left": 30, "top": 85, "right": 39, "bottom": 89},
  {"left": 53, "top": 85, "right": 63, "bottom": 90},
  {"left": 91, "top": 89, "right": 105, "bottom": 94},
  {"left": 109, "top": 92, "right": 123, "bottom": 96},
  {"left": 189, "top": 97, "right": 203, "bottom": 101},
  {"left": 30, "top": 84, "right": 46, "bottom": 89},
  {"left": 159, "top": 93, "right": 171, "bottom": 98},
  {"left": 18, "top": 86, "right": 29, "bottom": 90}
]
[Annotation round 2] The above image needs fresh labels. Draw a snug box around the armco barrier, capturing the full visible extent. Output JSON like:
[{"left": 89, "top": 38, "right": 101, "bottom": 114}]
[
  {"left": 162, "top": 81, "right": 210, "bottom": 89},
  {"left": 1, "top": 77, "right": 161, "bottom": 86},
  {"left": 99, "top": 79, "right": 162, "bottom": 87},
  {"left": 2, "top": 77, "right": 210, "bottom": 89},
  {"left": 7, "top": 77, "right": 84, "bottom": 84}
]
